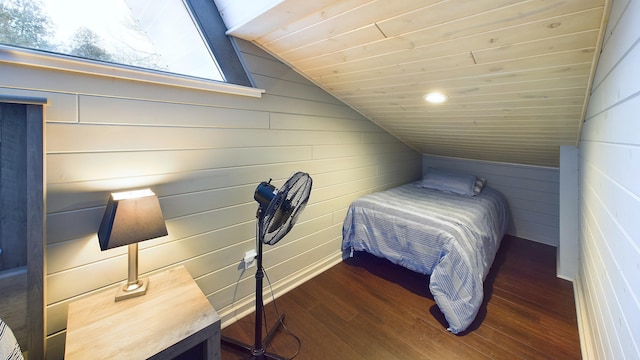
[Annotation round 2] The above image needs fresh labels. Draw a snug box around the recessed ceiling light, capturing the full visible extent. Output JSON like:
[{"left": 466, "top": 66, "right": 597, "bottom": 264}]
[{"left": 424, "top": 92, "right": 448, "bottom": 104}]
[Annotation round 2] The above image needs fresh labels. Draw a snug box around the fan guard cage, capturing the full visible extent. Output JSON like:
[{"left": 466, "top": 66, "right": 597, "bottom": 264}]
[{"left": 259, "top": 172, "right": 312, "bottom": 245}]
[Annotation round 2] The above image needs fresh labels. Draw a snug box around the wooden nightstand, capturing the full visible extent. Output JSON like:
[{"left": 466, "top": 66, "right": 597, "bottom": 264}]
[{"left": 64, "top": 265, "right": 220, "bottom": 360}]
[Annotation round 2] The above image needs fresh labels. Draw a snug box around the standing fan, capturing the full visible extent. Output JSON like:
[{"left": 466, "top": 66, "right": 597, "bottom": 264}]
[{"left": 222, "top": 171, "right": 312, "bottom": 360}]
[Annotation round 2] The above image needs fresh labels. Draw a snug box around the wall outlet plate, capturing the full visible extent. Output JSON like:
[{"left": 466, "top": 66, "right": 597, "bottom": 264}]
[{"left": 244, "top": 249, "right": 257, "bottom": 269}]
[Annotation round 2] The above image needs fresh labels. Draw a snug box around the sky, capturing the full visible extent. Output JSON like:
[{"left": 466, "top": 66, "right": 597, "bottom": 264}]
[{"left": 39, "top": 0, "right": 223, "bottom": 80}]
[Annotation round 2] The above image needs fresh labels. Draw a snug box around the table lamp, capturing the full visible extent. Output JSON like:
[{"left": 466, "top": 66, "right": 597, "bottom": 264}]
[{"left": 97, "top": 188, "right": 168, "bottom": 301}]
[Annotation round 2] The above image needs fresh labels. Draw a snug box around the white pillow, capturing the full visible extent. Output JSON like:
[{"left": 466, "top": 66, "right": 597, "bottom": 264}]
[{"left": 420, "top": 168, "right": 477, "bottom": 196}]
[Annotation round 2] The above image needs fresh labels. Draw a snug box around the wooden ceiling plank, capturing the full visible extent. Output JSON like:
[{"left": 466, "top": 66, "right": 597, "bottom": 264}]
[
  {"left": 384, "top": 115, "right": 582, "bottom": 123},
  {"left": 388, "top": 125, "right": 580, "bottom": 134},
  {"left": 472, "top": 30, "right": 600, "bottom": 64},
  {"left": 255, "top": 0, "right": 374, "bottom": 43},
  {"left": 289, "top": 0, "right": 520, "bottom": 67},
  {"left": 284, "top": 0, "right": 536, "bottom": 62},
  {"left": 391, "top": 120, "right": 579, "bottom": 126},
  {"left": 366, "top": 106, "right": 584, "bottom": 117},
  {"left": 261, "top": 0, "right": 440, "bottom": 52},
  {"left": 313, "top": 52, "right": 481, "bottom": 85},
  {"left": 280, "top": 24, "right": 387, "bottom": 60},
  {"left": 387, "top": 119, "right": 580, "bottom": 126},
  {"left": 377, "top": 0, "right": 603, "bottom": 38},
  {"left": 290, "top": 4, "right": 604, "bottom": 72},
  {"left": 390, "top": 128, "right": 579, "bottom": 135},
  {"left": 223, "top": 0, "right": 341, "bottom": 40},
  {"left": 352, "top": 87, "right": 587, "bottom": 106},
  {"left": 409, "top": 147, "right": 572, "bottom": 158},
  {"left": 376, "top": 0, "right": 525, "bottom": 37},
  {"left": 327, "top": 61, "right": 593, "bottom": 97},
  {"left": 417, "top": 151, "right": 559, "bottom": 167},
  {"left": 405, "top": 137, "right": 573, "bottom": 147},
  {"left": 396, "top": 125, "right": 579, "bottom": 133},
  {"left": 392, "top": 131, "right": 579, "bottom": 139},
  {"left": 305, "top": 53, "right": 477, "bottom": 82},
  {"left": 384, "top": 7, "right": 604, "bottom": 57},
  {"left": 360, "top": 96, "right": 586, "bottom": 110},
  {"left": 414, "top": 149, "right": 565, "bottom": 162},
  {"left": 418, "top": 144, "right": 559, "bottom": 154},
  {"left": 339, "top": 76, "right": 589, "bottom": 101},
  {"left": 321, "top": 49, "right": 595, "bottom": 90}
]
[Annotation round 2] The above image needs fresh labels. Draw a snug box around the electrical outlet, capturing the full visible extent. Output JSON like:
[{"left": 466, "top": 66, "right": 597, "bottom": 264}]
[{"left": 244, "top": 249, "right": 257, "bottom": 269}]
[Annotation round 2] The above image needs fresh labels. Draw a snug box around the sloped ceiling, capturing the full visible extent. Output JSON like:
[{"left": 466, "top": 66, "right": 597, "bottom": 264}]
[{"left": 214, "top": 0, "right": 610, "bottom": 167}]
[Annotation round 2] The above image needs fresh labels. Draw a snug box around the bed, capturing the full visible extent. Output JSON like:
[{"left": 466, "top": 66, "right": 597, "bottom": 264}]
[{"left": 341, "top": 170, "right": 510, "bottom": 334}]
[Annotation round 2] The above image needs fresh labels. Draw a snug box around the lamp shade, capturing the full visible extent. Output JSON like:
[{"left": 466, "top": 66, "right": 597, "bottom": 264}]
[{"left": 97, "top": 189, "right": 168, "bottom": 251}]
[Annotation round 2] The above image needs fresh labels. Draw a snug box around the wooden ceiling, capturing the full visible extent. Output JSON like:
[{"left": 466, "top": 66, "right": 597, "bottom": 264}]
[{"left": 215, "top": 0, "right": 610, "bottom": 167}]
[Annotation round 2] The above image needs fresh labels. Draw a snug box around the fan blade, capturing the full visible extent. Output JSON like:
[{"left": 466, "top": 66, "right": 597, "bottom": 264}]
[{"left": 268, "top": 200, "right": 293, "bottom": 233}]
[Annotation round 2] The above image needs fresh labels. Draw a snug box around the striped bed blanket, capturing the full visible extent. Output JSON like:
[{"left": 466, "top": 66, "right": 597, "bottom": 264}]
[{"left": 342, "top": 182, "right": 509, "bottom": 334}]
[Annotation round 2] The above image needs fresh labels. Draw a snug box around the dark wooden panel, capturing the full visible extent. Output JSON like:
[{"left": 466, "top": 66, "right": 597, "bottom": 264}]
[
  {"left": 221, "top": 235, "right": 580, "bottom": 359},
  {"left": 0, "top": 103, "right": 27, "bottom": 270},
  {"left": 0, "top": 100, "right": 45, "bottom": 359},
  {"left": 25, "top": 103, "right": 45, "bottom": 359}
]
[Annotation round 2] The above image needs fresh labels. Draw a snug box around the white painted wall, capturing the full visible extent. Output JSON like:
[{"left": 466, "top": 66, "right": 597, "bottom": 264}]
[
  {"left": 0, "top": 40, "right": 421, "bottom": 359},
  {"left": 423, "top": 154, "right": 559, "bottom": 246},
  {"left": 558, "top": 145, "right": 579, "bottom": 281},
  {"left": 576, "top": 0, "right": 640, "bottom": 358}
]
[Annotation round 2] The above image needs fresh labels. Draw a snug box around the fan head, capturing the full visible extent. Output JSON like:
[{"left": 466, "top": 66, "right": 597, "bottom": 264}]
[
  {"left": 254, "top": 180, "right": 277, "bottom": 208},
  {"left": 255, "top": 172, "right": 312, "bottom": 245}
]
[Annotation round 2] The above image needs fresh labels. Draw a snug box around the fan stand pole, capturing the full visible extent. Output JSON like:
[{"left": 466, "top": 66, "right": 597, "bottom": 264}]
[{"left": 220, "top": 208, "right": 288, "bottom": 360}]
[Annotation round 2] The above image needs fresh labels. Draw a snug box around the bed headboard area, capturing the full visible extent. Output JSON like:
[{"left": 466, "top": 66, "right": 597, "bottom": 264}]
[{"left": 422, "top": 154, "right": 559, "bottom": 247}]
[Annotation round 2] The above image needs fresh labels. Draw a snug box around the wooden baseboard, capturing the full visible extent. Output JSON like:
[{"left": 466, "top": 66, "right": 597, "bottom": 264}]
[{"left": 218, "top": 251, "right": 343, "bottom": 328}]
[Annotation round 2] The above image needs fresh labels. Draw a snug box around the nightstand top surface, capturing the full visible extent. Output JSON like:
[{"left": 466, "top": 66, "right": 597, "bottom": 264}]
[{"left": 64, "top": 265, "right": 219, "bottom": 359}]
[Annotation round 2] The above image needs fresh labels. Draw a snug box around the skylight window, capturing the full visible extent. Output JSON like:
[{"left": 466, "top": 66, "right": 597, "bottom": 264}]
[{"left": 0, "top": 0, "right": 225, "bottom": 81}]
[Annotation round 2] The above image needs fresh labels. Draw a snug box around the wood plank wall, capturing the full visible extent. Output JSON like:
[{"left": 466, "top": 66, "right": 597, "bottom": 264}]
[
  {"left": 0, "top": 40, "right": 421, "bottom": 359},
  {"left": 577, "top": 0, "right": 640, "bottom": 358},
  {"left": 422, "top": 154, "right": 559, "bottom": 246}
]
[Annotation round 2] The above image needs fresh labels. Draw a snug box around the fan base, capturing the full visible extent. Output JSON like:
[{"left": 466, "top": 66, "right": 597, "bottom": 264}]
[{"left": 221, "top": 314, "right": 288, "bottom": 360}]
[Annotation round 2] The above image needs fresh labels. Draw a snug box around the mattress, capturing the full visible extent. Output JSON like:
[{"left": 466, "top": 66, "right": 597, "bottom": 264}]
[{"left": 342, "top": 182, "right": 510, "bottom": 333}]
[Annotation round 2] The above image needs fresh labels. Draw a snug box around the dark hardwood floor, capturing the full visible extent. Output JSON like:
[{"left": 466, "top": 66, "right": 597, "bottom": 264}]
[{"left": 221, "top": 235, "right": 581, "bottom": 359}]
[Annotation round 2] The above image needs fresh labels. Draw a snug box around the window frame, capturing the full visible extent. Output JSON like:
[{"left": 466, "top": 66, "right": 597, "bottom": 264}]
[{"left": 185, "top": 0, "right": 255, "bottom": 88}]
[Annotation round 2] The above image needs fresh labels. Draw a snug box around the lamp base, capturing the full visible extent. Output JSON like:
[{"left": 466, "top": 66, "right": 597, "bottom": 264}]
[{"left": 115, "top": 278, "right": 148, "bottom": 302}]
